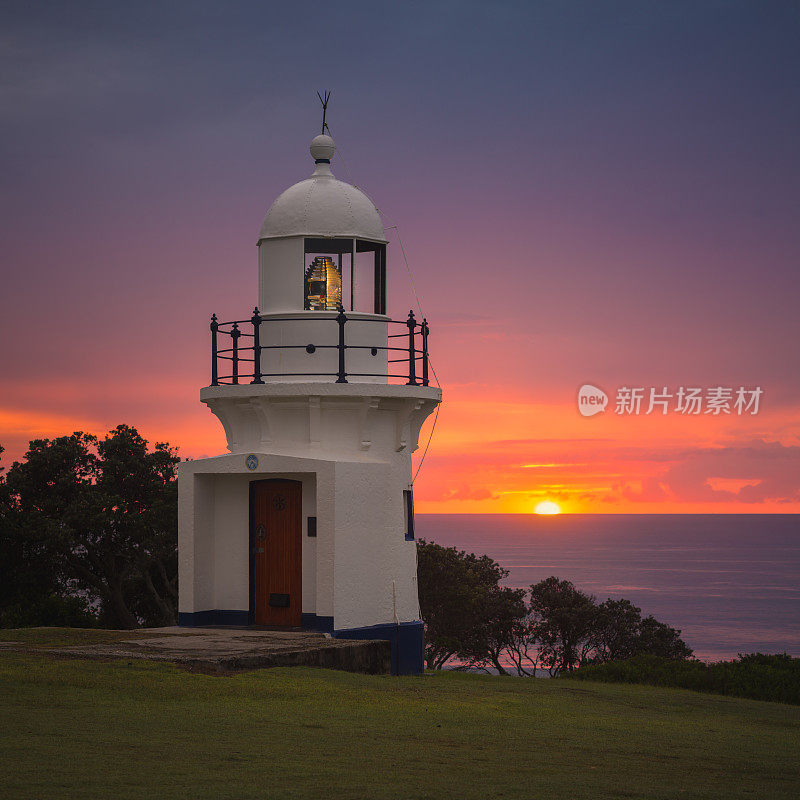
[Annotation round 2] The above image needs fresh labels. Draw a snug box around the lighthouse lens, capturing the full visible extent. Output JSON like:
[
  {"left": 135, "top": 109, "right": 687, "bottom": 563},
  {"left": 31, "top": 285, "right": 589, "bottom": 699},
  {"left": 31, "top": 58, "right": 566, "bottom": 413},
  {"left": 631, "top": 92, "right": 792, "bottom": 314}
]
[{"left": 304, "top": 255, "right": 343, "bottom": 311}]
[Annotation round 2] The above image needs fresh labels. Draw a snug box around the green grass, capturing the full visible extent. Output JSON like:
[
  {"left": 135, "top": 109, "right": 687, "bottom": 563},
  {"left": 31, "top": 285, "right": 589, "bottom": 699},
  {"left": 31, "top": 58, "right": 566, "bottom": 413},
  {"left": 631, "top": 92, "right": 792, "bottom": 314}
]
[
  {"left": 1, "top": 647, "right": 799, "bottom": 799},
  {"left": 0, "top": 626, "right": 166, "bottom": 647}
]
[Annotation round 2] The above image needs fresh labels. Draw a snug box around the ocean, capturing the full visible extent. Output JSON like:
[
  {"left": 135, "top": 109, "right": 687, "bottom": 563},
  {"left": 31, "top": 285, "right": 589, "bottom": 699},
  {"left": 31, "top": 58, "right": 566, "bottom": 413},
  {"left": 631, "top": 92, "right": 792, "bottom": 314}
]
[{"left": 415, "top": 514, "right": 800, "bottom": 661}]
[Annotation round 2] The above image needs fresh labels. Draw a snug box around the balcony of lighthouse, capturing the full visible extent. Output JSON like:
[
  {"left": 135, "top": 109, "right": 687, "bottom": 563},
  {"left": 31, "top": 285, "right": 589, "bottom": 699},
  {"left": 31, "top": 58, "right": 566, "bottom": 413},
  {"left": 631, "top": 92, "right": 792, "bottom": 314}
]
[
  {"left": 208, "top": 308, "right": 431, "bottom": 388},
  {"left": 201, "top": 308, "right": 439, "bottom": 459}
]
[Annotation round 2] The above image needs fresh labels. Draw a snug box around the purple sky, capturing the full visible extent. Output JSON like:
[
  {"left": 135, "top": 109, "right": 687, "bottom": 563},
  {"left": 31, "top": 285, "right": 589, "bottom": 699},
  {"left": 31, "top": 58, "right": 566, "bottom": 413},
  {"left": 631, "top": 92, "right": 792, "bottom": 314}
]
[{"left": 1, "top": 1, "right": 799, "bottom": 511}]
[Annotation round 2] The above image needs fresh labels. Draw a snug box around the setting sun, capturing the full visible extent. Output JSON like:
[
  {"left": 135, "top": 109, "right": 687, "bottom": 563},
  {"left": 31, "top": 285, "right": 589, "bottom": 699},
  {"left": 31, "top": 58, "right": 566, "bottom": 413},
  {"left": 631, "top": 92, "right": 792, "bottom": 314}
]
[{"left": 534, "top": 501, "right": 562, "bottom": 515}]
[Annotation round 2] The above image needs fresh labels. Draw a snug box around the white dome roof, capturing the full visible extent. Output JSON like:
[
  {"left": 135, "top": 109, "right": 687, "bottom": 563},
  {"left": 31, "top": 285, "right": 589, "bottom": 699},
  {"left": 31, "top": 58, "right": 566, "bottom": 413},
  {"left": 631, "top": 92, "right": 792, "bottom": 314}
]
[{"left": 258, "top": 135, "right": 387, "bottom": 244}]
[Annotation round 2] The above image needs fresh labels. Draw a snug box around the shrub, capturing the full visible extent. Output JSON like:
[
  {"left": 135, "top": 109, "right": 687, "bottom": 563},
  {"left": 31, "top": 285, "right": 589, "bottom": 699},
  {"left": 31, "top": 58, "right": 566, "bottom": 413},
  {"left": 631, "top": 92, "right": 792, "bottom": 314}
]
[
  {"left": 564, "top": 652, "right": 800, "bottom": 705},
  {"left": 0, "top": 593, "right": 98, "bottom": 629}
]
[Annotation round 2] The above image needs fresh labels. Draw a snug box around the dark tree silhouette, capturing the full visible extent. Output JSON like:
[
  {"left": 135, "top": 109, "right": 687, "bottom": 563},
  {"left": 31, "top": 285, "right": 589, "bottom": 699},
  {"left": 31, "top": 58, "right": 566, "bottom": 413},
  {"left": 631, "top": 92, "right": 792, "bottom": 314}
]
[
  {"left": 1, "top": 426, "right": 179, "bottom": 628},
  {"left": 528, "top": 577, "right": 598, "bottom": 675},
  {"left": 458, "top": 584, "right": 527, "bottom": 675},
  {"left": 417, "top": 540, "right": 522, "bottom": 670},
  {"left": 417, "top": 542, "right": 693, "bottom": 676},
  {"left": 1, "top": 445, "right": 95, "bottom": 626}
]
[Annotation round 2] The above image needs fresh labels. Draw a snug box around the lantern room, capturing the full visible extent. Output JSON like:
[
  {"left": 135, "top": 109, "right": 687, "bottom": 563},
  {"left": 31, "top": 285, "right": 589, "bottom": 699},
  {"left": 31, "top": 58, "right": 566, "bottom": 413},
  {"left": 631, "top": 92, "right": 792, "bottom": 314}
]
[{"left": 256, "top": 134, "right": 387, "bottom": 317}]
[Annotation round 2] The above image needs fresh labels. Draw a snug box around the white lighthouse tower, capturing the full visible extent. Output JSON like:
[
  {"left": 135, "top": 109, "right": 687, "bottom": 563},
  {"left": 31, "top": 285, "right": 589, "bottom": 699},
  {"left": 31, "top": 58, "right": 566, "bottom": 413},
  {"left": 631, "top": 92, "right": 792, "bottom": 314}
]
[{"left": 177, "top": 122, "right": 441, "bottom": 674}]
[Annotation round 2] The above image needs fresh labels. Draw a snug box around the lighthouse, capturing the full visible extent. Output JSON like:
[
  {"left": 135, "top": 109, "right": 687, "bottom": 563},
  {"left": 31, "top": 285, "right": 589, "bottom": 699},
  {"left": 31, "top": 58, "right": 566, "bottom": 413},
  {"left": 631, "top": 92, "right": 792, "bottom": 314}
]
[{"left": 177, "top": 125, "right": 441, "bottom": 674}]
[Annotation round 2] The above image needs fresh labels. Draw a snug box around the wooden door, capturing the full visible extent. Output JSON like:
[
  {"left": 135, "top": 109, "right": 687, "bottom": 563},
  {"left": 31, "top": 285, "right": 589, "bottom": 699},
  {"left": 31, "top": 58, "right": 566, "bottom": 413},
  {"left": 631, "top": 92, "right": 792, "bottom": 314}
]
[{"left": 251, "top": 479, "right": 302, "bottom": 626}]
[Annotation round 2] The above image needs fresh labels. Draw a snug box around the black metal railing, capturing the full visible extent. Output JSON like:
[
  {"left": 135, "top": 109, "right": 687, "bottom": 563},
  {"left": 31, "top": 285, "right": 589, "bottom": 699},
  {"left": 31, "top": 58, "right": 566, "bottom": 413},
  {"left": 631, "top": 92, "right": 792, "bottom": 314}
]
[{"left": 209, "top": 308, "right": 432, "bottom": 387}]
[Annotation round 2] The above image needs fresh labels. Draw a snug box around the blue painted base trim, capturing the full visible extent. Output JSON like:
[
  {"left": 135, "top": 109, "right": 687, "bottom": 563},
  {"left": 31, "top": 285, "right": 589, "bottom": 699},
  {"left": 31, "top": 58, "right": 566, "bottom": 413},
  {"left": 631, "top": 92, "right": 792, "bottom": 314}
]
[
  {"left": 302, "top": 613, "right": 334, "bottom": 632},
  {"left": 333, "top": 621, "right": 424, "bottom": 675},
  {"left": 178, "top": 610, "right": 250, "bottom": 626}
]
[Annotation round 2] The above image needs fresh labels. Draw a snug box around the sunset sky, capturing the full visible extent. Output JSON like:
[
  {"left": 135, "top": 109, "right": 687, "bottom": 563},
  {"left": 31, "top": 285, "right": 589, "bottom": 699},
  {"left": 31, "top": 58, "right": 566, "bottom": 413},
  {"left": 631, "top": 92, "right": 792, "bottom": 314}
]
[{"left": 2, "top": 1, "right": 799, "bottom": 512}]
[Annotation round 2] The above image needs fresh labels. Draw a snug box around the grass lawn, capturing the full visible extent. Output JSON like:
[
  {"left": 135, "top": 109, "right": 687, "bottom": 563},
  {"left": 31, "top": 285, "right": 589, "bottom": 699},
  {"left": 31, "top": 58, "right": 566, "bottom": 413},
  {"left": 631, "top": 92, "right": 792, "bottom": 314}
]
[
  {"left": 0, "top": 626, "right": 168, "bottom": 647},
  {"left": 1, "top": 633, "right": 799, "bottom": 799}
]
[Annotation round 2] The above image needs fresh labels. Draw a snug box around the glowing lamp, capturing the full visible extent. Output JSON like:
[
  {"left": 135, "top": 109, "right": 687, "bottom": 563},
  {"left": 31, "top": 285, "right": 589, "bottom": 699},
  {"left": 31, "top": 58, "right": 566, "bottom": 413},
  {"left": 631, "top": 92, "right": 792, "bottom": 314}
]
[{"left": 304, "top": 256, "right": 342, "bottom": 311}]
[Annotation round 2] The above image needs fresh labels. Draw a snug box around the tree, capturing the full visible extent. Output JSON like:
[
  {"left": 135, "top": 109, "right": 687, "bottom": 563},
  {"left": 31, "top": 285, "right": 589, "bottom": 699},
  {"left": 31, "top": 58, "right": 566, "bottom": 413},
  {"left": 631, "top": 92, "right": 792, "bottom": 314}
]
[
  {"left": 0, "top": 444, "right": 94, "bottom": 626},
  {"left": 589, "top": 598, "right": 645, "bottom": 662},
  {"left": 417, "top": 540, "right": 514, "bottom": 670},
  {"left": 528, "top": 577, "right": 597, "bottom": 675},
  {"left": 526, "top": 582, "right": 693, "bottom": 675},
  {"left": 636, "top": 615, "right": 693, "bottom": 660},
  {"left": 458, "top": 584, "right": 527, "bottom": 675},
  {"left": 504, "top": 615, "right": 541, "bottom": 677},
  {"left": 2, "top": 426, "right": 179, "bottom": 628},
  {"left": 417, "top": 542, "right": 694, "bottom": 676},
  {"left": 589, "top": 599, "right": 693, "bottom": 663}
]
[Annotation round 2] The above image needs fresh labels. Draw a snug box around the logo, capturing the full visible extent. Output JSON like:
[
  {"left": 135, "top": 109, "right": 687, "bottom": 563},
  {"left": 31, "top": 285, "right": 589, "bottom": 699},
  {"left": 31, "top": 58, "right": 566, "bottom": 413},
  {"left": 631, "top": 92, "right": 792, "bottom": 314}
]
[
  {"left": 245, "top": 454, "right": 259, "bottom": 471},
  {"left": 577, "top": 385, "right": 763, "bottom": 416},
  {"left": 578, "top": 384, "right": 608, "bottom": 417}
]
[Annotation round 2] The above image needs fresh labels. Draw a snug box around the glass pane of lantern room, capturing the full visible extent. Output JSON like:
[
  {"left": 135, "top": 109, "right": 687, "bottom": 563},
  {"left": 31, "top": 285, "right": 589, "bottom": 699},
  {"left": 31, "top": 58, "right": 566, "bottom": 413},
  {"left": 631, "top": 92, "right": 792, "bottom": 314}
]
[
  {"left": 304, "top": 239, "right": 351, "bottom": 311},
  {"left": 353, "top": 241, "right": 386, "bottom": 314},
  {"left": 353, "top": 249, "right": 374, "bottom": 312}
]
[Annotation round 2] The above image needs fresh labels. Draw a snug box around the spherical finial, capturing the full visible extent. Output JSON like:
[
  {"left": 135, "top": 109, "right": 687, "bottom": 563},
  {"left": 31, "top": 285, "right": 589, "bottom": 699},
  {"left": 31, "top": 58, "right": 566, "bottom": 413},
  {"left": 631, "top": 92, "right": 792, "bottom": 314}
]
[{"left": 310, "top": 134, "right": 335, "bottom": 163}]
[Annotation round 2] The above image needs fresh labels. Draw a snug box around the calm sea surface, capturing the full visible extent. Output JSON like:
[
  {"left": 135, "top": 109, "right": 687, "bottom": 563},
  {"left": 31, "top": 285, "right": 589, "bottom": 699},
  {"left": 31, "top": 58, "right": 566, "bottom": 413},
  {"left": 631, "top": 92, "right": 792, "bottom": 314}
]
[{"left": 416, "top": 514, "right": 800, "bottom": 661}]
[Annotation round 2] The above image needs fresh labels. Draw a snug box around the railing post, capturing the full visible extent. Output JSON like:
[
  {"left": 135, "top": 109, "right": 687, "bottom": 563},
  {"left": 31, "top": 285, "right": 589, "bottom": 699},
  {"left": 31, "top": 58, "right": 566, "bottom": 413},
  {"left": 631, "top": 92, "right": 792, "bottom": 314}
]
[
  {"left": 231, "top": 322, "right": 240, "bottom": 385},
  {"left": 336, "top": 306, "right": 348, "bottom": 383},
  {"left": 406, "top": 310, "right": 418, "bottom": 386},
  {"left": 421, "top": 318, "right": 429, "bottom": 387},
  {"left": 250, "top": 307, "right": 264, "bottom": 384},
  {"left": 210, "top": 314, "right": 219, "bottom": 386}
]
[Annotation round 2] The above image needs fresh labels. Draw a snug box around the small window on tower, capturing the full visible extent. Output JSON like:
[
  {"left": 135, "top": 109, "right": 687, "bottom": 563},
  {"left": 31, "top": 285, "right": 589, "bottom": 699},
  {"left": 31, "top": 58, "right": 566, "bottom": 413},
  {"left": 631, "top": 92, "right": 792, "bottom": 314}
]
[{"left": 403, "top": 489, "right": 415, "bottom": 541}]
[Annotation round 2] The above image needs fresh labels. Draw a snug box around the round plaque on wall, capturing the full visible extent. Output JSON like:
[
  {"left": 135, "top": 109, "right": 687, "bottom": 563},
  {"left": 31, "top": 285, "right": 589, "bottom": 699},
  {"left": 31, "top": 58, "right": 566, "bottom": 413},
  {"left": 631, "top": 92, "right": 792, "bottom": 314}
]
[{"left": 245, "top": 454, "right": 259, "bottom": 471}]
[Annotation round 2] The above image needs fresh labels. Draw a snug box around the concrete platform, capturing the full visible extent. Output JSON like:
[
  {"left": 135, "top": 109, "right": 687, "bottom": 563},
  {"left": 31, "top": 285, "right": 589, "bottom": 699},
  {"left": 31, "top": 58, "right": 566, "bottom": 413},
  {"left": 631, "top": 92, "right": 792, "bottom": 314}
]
[{"left": 1, "top": 627, "right": 392, "bottom": 674}]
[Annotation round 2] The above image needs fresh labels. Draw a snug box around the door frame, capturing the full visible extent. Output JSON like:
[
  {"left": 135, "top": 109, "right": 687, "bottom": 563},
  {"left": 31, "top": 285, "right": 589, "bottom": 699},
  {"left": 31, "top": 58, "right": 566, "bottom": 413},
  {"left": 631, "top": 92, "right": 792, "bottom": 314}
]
[{"left": 248, "top": 477, "right": 303, "bottom": 625}]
